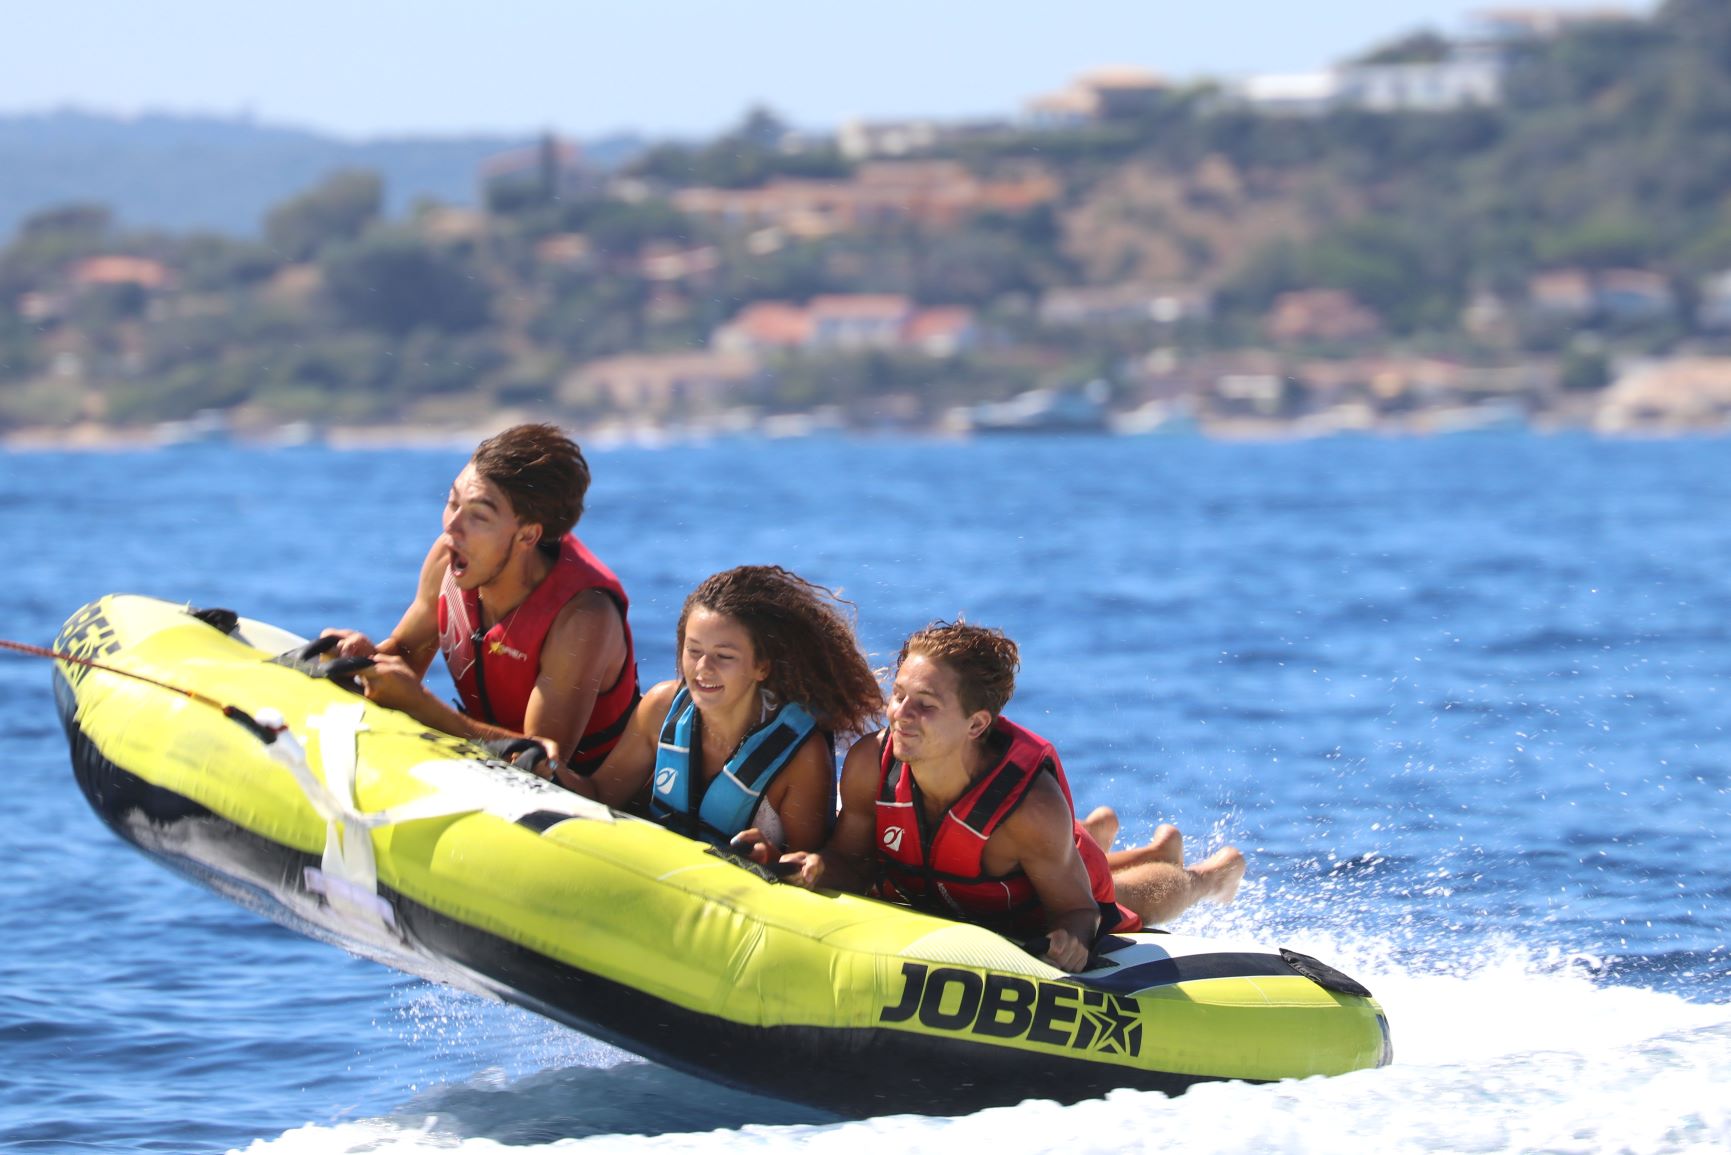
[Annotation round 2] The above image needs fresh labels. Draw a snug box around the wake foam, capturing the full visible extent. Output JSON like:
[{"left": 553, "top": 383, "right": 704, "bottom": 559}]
[{"left": 236, "top": 931, "right": 1731, "bottom": 1155}]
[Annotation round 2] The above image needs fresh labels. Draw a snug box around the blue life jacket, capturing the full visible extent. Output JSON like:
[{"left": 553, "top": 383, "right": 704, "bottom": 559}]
[{"left": 648, "top": 686, "right": 825, "bottom": 846}]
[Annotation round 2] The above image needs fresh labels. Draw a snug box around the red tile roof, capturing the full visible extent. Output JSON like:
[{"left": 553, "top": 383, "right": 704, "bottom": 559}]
[
  {"left": 70, "top": 255, "right": 171, "bottom": 289},
  {"left": 808, "top": 294, "right": 913, "bottom": 319},
  {"left": 724, "top": 301, "right": 813, "bottom": 346}
]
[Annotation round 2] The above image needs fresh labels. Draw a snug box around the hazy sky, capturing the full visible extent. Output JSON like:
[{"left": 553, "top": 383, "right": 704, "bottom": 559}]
[{"left": 4, "top": 1, "right": 1651, "bottom": 140}]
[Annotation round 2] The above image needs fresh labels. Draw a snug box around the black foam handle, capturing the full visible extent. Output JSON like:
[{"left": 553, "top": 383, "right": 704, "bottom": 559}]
[
  {"left": 222, "top": 705, "right": 281, "bottom": 746},
  {"left": 728, "top": 834, "right": 805, "bottom": 878}
]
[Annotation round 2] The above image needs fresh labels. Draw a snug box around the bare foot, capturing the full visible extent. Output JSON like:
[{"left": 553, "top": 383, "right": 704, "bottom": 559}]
[
  {"left": 1147, "top": 823, "right": 1184, "bottom": 867},
  {"left": 1082, "top": 806, "right": 1119, "bottom": 851},
  {"left": 1189, "top": 845, "right": 1245, "bottom": 904}
]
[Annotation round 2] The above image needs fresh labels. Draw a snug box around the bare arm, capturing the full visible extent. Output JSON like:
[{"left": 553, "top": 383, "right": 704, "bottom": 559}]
[
  {"left": 758, "top": 733, "right": 837, "bottom": 855},
  {"left": 356, "top": 659, "right": 538, "bottom": 750},
  {"left": 784, "top": 733, "right": 882, "bottom": 892},
  {"left": 992, "top": 776, "right": 1101, "bottom": 971},
  {"left": 324, "top": 539, "right": 447, "bottom": 674},
  {"left": 578, "top": 680, "right": 677, "bottom": 806},
  {"left": 352, "top": 569, "right": 628, "bottom": 786},
  {"left": 522, "top": 588, "right": 628, "bottom": 785}
]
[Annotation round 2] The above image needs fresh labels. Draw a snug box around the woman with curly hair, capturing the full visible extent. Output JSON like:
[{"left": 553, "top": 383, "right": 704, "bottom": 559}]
[{"left": 575, "top": 565, "right": 883, "bottom": 856}]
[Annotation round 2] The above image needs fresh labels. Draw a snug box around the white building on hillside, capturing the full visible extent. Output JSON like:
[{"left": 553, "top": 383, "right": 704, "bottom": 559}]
[{"left": 1335, "top": 56, "right": 1503, "bottom": 111}]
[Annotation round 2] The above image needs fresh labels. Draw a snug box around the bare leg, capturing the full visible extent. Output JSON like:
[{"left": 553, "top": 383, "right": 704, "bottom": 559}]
[
  {"left": 1108, "top": 834, "right": 1245, "bottom": 927},
  {"left": 1106, "top": 823, "right": 1183, "bottom": 871},
  {"left": 1082, "top": 806, "right": 1119, "bottom": 851},
  {"left": 1144, "top": 823, "right": 1183, "bottom": 867}
]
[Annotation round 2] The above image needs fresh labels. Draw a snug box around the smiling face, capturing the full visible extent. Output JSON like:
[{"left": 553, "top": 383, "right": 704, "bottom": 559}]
[
  {"left": 886, "top": 652, "right": 991, "bottom": 767},
  {"left": 679, "top": 606, "right": 770, "bottom": 714},
  {"left": 441, "top": 463, "right": 539, "bottom": 592}
]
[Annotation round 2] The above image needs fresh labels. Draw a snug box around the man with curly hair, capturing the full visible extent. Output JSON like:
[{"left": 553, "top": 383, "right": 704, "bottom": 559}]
[{"left": 787, "top": 621, "right": 1241, "bottom": 972}]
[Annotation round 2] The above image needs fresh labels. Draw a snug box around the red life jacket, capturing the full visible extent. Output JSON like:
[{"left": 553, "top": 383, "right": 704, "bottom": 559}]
[
  {"left": 437, "top": 534, "right": 639, "bottom": 775},
  {"left": 873, "top": 716, "right": 1140, "bottom": 937}
]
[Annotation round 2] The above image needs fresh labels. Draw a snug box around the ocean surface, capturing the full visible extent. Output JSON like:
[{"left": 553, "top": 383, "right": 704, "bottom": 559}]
[{"left": 2, "top": 432, "right": 1728, "bottom": 1154}]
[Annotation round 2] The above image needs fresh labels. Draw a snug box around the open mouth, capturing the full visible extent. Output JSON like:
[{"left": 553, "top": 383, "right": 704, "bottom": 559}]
[{"left": 450, "top": 550, "right": 470, "bottom": 578}]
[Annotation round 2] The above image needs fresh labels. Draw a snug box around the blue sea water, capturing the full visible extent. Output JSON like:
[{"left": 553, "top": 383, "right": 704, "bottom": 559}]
[{"left": 2, "top": 431, "right": 1729, "bottom": 1154}]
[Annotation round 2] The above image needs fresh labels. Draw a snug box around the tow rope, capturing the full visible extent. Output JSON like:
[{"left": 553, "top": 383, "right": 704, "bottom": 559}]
[{"left": 1, "top": 637, "right": 285, "bottom": 743}]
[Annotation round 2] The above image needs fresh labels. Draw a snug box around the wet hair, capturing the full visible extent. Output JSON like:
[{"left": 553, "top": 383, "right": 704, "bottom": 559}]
[
  {"left": 469, "top": 423, "right": 590, "bottom": 547},
  {"left": 899, "top": 621, "right": 1019, "bottom": 719},
  {"left": 677, "top": 566, "right": 884, "bottom": 736}
]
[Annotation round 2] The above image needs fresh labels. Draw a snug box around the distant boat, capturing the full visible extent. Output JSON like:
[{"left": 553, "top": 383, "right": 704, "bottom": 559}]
[
  {"left": 1110, "top": 399, "right": 1200, "bottom": 437},
  {"left": 966, "top": 381, "right": 1109, "bottom": 434},
  {"left": 153, "top": 408, "right": 231, "bottom": 447},
  {"left": 1415, "top": 400, "right": 1528, "bottom": 436},
  {"left": 760, "top": 406, "right": 846, "bottom": 439},
  {"left": 259, "top": 420, "right": 324, "bottom": 448}
]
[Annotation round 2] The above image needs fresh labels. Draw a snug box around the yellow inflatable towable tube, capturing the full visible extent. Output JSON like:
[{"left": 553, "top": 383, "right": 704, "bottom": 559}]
[{"left": 53, "top": 595, "right": 1391, "bottom": 1114}]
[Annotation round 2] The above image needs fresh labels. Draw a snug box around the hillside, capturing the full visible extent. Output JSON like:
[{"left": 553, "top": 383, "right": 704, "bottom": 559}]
[
  {"left": 0, "top": 111, "right": 645, "bottom": 238},
  {"left": 4, "top": 0, "right": 1730, "bottom": 438}
]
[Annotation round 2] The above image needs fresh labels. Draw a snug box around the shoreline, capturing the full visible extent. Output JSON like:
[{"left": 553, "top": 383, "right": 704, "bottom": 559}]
[{"left": 4, "top": 413, "right": 1728, "bottom": 452}]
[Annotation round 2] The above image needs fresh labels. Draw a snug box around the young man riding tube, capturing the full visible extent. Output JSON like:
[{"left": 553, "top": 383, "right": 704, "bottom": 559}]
[
  {"left": 783, "top": 621, "right": 1242, "bottom": 972},
  {"left": 323, "top": 423, "right": 638, "bottom": 789}
]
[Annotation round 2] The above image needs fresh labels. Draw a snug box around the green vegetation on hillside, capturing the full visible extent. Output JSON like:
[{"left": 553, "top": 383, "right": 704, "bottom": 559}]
[{"left": 3, "top": 0, "right": 1729, "bottom": 433}]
